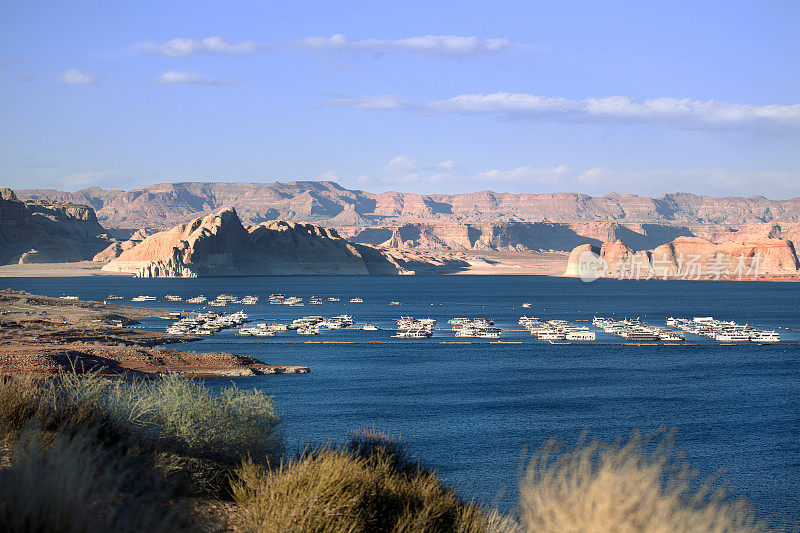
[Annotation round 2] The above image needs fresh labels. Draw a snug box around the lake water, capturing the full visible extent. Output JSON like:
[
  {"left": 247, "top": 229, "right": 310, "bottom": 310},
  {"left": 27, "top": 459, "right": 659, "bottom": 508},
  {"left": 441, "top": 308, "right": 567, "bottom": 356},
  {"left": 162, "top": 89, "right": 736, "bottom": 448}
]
[{"left": 3, "top": 274, "right": 799, "bottom": 521}]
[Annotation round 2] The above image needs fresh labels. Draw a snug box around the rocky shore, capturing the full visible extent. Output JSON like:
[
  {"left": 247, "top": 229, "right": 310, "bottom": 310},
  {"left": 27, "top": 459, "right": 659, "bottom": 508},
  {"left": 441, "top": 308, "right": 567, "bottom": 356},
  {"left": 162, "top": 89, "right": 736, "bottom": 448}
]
[{"left": 0, "top": 290, "right": 309, "bottom": 376}]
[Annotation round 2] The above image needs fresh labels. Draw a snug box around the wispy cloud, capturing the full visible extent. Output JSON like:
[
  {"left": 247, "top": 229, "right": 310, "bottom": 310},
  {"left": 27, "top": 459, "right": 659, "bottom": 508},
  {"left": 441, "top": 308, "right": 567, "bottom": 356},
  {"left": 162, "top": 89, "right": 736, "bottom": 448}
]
[
  {"left": 292, "top": 34, "right": 516, "bottom": 57},
  {"left": 142, "top": 36, "right": 262, "bottom": 57},
  {"left": 58, "top": 69, "right": 96, "bottom": 85},
  {"left": 60, "top": 171, "right": 130, "bottom": 187},
  {"left": 342, "top": 156, "right": 800, "bottom": 198},
  {"left": 328, "top": 92, "right": 800, "bottom": 131},
  {"left": 383, "top": 155, "right": 418, "bottom": 172},
  {"left": 153, "top": 71, "right": 243, "bottom": 86}
]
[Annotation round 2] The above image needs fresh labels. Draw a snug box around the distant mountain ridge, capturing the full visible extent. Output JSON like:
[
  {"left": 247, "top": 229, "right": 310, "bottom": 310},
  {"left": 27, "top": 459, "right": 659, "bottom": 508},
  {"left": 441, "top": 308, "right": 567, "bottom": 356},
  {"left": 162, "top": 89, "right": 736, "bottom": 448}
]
[{"left": 18, "top": 181, "right": 800, "bottom": 230}]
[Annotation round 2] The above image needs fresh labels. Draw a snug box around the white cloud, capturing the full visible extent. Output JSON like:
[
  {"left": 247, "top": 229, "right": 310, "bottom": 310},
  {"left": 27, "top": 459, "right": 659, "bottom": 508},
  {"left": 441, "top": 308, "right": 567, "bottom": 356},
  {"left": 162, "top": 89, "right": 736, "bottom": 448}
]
[
  {"left": 328, "top": 92, "right": 800, "bottom": 131},
  {"left": 293, "top": 34, "right": 516, "bottom": 57},
  {"left": 153, "top": 71, "right": 243, "bottom": 86},
  {"left": 142, "top": 37, "right": 261, "bottom": 57},
  {"left": 344, "top": 157, "right": 800, "bottom": 198},
  {"left": 384, "top": 155, "right": 418, "bottom": 172},
  {"left": 58, "top": 69, "right": 96, "bottom": 85}
]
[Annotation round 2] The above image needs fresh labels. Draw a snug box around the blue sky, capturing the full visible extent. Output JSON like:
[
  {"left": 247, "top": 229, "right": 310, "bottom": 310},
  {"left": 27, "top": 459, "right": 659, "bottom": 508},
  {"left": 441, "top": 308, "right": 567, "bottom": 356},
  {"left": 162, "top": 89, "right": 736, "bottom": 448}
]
[{"left": 1, "top": 0, "right": 799, "bottom": 198}]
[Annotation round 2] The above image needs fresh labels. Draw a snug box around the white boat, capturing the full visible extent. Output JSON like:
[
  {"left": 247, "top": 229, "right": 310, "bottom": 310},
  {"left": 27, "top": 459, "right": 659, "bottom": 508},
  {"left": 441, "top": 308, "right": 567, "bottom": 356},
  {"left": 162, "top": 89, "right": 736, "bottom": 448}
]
[
  {"left": 310, "top": 296, "right": 324, "bottom": 305},
  {"left": 566, "top": 331, "right": 595, "bottom": 341},
  {"left": 349, "top": 297, "right": 364, "bottom": 303},
  {"left": 536, "top": 331, "right": 566, "bottom": 341},
  {"left": 393, "top": 327, "right": 430, "bottom": 339},
  {"left": 522, "top": 302, "right": 532, "bottom": 308},
  {"left": 325, "top": 315, "right": 354, "bottom": 329},
  {"left": 751, "top": 330, "right": 780, "bottom": 343},
  {"left": 715, "top": 331, "right": 751, "bottom": 342},
  {"left": 389, "top": 301, "right": 401, "bottom": 306},
  {"left": 131, "top": 295, "right": 156, "bottom": 302},
  {"left": 107, "top": 295, "right": 124, "bottom": 300},
  {"left": 659, "top": 331, "right": 684, "bottom": 342},
  {"left": 164, "top": 295, "right": 182, "bottom": 301},
  {"left": 186, "top": 296, "right": 207, "bottom": 304},
  {"left": 362, "top": 323, "right": 380, "bottom": 331},
  {"left": 296, "top": 326, "right": 319, "bottom": 335},
  {"left": 622, "top": 330, "right": 659, "bottom": 342},
  {"left": 455, "top": 326, "right": 501, "bottom": 339},
  {"left": 327, "top": 297, "right": 340, "bottom": 302}
]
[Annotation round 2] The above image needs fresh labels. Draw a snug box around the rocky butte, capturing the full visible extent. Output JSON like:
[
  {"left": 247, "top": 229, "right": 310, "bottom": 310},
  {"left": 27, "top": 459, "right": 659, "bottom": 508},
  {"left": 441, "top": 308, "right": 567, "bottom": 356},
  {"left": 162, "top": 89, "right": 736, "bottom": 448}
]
[
  {"left": 101, "top": 207, "right": 468, "bottom": 277},
  {"left": 564, "top": 237, "right": 800, "bottom": 281},
  {"left": 0, "top": 187, "right": 112, "bottom": 264}
]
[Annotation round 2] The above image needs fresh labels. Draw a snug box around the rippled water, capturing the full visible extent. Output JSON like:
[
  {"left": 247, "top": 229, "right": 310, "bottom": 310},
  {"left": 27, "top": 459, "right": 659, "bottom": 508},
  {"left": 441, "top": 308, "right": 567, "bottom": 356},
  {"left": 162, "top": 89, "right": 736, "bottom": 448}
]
[{"left": 3, "top": 275, "right": 798, "bottom": 520}]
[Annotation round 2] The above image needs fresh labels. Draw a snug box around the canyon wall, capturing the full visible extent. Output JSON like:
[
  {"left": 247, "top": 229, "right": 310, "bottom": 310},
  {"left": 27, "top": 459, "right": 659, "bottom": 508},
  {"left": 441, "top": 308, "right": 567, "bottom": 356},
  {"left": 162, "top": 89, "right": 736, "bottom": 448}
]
[
  {"left": 0, "top": 188, "right": 112, "bottom": 264},
  {"left": 19, "top": 181, "right": 800, "bottom": 230},
  {"left": 102, "top": 207, "right": 468, "bottom": 277},
  {"left": 564, "top": 237, "right": 800, "bottom": 280}
]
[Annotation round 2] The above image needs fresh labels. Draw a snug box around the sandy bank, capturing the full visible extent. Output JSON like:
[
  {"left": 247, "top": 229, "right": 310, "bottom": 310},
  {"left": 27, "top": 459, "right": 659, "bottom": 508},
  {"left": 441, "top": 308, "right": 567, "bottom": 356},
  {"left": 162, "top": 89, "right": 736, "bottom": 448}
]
[
  {"left": 0, "top": 290, "right": 309, "bottom": 377},
  {"left": 0, "top": 261, "right": 127, "bottom": 277}
]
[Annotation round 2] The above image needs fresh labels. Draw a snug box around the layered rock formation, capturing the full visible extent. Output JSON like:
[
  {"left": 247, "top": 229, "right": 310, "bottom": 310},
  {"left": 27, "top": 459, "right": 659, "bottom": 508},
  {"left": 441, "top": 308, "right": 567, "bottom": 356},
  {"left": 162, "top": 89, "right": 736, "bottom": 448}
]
[
  {"left": 102, "top": 207, "right": 467, "bottom": 277},
  {"left": 0, "top": 188, "right": 112, "bottom": 264},
  {"left": 564, "top": 237, "right": 800, "bottom": 280},
  {"left": 19, "top": 181, "right": 800, "bottom": 229},
  {"left": 340, "top": 221, "right": 698, "bottom": 253},
  {"left": 92, "top": 228, "right": 156, "bottom": 262}
]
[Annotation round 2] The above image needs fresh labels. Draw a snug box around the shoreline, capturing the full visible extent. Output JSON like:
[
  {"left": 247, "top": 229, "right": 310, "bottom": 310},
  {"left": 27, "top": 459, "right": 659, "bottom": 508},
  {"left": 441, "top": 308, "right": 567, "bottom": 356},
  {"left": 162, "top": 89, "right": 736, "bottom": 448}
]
[
  {"left": 1, "top": 253, "right": 796, "bottom": 281},
  {"left": 0, "top": 290, "right": 309, "bottom": 377}
]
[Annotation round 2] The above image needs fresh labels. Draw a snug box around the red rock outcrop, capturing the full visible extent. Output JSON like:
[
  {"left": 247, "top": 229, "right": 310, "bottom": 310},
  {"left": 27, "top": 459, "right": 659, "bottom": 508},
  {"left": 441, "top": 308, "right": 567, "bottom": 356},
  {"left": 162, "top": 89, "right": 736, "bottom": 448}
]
[
  {"left": 0, "top": 188, "right": 113, "bottom": 264},
  {"left": 102, "top": 207, "right": 465, "bottom": 277},
  {"left": 564, "top": 236, "right": 800, "bottom": 280},
  {"left": 18, "top": 181, "right": 800, "bottom": 229}
]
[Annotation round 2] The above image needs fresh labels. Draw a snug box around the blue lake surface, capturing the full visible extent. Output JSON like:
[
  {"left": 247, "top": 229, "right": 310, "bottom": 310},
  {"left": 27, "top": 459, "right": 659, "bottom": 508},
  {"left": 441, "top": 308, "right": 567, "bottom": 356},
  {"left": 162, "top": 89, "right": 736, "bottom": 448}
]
[{"left": 2, "top": 274, "right": 798, "bottom": 521}]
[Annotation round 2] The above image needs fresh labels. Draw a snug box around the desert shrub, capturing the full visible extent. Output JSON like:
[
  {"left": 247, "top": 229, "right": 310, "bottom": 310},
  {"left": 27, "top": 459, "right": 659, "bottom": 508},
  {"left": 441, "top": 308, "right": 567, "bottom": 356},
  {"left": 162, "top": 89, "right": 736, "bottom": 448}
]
[
  {"left": 0, "top": 372, "right": 283, "bottom": 496},
  {"left": 99, "top": 373, "right": 283, "bottom": 462},
  {"left": 0, "top": 427, "right": 183, "bottom": 533},
  {"left": 231, "top": 430, "right": 506, "bottom": 533},
  {"left": 346, "top": 427, "right": 425, "bottom": 476},
  {"left": 517, "top": 429, "right": 770, "bottom": 533}
]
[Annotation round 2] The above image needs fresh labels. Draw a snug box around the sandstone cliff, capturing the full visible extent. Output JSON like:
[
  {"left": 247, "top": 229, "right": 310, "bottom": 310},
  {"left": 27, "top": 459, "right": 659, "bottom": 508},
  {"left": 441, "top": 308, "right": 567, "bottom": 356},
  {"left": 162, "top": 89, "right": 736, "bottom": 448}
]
[
  {"left": 18, "top": 181, "right": 800, "bottom": 229},
  {"left": 0, "top": 188, "right": 112, "bottom": 264},
  {"left": 564, "top": 236, "right": 800, "bottom": 280},
  {"left": 102, "top": 207, "right": 467, "bottom": 277}
]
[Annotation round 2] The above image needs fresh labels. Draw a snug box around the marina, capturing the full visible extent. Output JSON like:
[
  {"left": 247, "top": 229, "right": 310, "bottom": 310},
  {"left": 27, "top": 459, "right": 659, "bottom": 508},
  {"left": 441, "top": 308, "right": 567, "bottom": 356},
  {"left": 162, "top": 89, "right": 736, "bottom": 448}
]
[
  {"left": 2, "top": 275, "right": 797, "bottom": 522},
  {"left": 142, "top": 291, "right": 789, "bottom": 346}
]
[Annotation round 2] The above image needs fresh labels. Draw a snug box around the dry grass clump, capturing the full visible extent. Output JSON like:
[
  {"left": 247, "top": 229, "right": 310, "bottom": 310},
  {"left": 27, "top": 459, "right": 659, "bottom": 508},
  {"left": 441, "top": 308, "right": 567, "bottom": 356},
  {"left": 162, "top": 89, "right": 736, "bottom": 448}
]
[
  {"left": 231, "top": 428, "right": 508, "bottom": 533},
  {"left": 0, "top": 427, "right": 182, "bottom": 533},
  {"left": 0, "top": 371, "right": 284, "bottom": 531},
  {"left": 0, "top": 371, "right": 283, "bottom": 496},
  {"left": 518, "top": 429, "right": 770, "bottom": 533}
]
